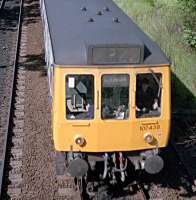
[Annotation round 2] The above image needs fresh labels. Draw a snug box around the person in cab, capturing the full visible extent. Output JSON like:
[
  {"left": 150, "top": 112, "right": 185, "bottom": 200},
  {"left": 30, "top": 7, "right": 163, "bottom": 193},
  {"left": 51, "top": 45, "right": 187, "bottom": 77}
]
[{"left": 136, "top": 78, "right": 158, "bottom": 113}]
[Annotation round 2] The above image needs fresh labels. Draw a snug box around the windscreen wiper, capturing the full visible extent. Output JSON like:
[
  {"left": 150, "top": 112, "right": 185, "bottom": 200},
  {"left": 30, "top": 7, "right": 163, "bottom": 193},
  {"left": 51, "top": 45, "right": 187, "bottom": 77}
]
[{"left": 148, "top": 68, "right": 162, "bottom": 98}]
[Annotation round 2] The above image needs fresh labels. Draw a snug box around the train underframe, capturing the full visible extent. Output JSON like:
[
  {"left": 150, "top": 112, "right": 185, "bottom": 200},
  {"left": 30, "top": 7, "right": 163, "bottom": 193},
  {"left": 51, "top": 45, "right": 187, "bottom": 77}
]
[{"left": 55, "top": 149, "right": 164, "bottom": 198}]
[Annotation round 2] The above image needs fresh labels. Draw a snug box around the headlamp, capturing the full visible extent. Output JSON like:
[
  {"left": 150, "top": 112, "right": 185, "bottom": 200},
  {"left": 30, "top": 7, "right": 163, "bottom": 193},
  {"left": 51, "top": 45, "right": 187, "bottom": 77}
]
[
  {"left": 75, "top": 136, "right": 86, "bottom": 147},
  {"left": 144, "top": 133, "right": 154, "bottom": 144}
]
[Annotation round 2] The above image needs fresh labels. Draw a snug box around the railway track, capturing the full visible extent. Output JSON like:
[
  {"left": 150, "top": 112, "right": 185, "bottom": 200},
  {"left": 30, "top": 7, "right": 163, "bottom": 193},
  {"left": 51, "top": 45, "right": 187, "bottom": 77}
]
[
  {"left": 0, "top": 0, "right": 5, "bottom": 10},
  {"left": 55, "top": 169, "right": 149, "bottom": 200},
  {"left": 171, "top": 112, "right": 196, "bottom": 191},
  {"left": 53, "top": 151, "right": 150, "bottom": 200},
  {"left": 0, "top": 0, "right": 194, "bottom": 199},
  {"left": 0, "top": 0, "right": 26, "bottom": 198}
]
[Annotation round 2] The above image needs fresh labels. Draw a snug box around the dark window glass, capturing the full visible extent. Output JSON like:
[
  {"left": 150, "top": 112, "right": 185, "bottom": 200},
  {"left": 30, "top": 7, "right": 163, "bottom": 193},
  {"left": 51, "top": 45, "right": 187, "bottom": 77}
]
[
  {"left": 101, "top": 74, "right": 129, "bottom": 120},
  {"left": 92, "top": 47, "right": 141, "bottom": 64},
  {"left": 66, "top": 75, "right": 94, "bottom": 120},
  {"left": 136, "top": 73, "right": 162, "bottom": 118}
]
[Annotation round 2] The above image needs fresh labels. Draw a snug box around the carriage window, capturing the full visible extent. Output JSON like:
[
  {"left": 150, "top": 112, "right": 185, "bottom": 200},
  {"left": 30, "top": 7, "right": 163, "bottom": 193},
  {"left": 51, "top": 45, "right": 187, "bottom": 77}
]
[
  {"left": 101, "top": 74, "right": 129, "bottom": 120},
  {"left": 136, "top": 73, "right": 162, "bottom": 118},
  {"left": 66, "top": 75, "right": 94, "bottom": 120}
]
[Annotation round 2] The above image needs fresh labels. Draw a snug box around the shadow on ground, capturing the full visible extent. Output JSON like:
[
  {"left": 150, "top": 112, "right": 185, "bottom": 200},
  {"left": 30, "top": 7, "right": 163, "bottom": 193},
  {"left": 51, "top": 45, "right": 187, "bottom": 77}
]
[
  {"left": 0, "top": 0, "right": 21, "bottom": 32},
  {"left": 20, "top": 53, "right": 47, "bottom": 76},
  {"left": 172, "top": 72, "right": 196, "bottom": 110},
  {"left": 23, "top": 0, "right": 40, "bottom": 26}
]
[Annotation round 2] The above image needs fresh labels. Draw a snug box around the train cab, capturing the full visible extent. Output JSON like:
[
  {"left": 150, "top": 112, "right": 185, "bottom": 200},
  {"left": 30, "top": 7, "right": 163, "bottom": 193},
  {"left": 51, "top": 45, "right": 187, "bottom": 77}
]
[{"left": 53, "top": 67, "right": 170, "bottom": 154}]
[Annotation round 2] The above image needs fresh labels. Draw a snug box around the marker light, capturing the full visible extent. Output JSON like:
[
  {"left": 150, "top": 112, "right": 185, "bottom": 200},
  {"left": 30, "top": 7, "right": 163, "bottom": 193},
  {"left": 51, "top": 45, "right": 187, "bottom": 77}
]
[
  {"left": 144, "top": 133, "right": 154, "bottom": 144},
  {"left": 75, "top": 136, "right": 85, "bottom": 147}
]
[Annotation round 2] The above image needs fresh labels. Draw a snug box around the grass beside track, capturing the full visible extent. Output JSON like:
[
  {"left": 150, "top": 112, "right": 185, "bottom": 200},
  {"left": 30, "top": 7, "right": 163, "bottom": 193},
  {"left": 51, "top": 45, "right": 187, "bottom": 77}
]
[{"left": 114, "top": 0, "right": 196, "bottom": 109}]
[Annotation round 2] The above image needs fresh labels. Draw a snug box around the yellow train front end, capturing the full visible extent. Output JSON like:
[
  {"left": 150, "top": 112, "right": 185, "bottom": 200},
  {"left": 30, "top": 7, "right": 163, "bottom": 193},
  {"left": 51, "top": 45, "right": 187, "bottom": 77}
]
[{"left": 53, "top": 66, "right": 171, "bottom": 153}]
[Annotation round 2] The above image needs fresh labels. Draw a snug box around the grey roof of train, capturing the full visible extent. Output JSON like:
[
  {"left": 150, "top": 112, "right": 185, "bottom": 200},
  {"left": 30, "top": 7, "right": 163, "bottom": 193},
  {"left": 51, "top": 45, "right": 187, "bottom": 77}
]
[{"left": 43, "top": 0, "right": 170, "bottom": 66}]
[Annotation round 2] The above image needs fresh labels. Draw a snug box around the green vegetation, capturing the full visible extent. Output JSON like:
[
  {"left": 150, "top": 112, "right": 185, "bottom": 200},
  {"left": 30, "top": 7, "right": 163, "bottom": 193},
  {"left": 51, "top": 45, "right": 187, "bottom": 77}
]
[
  {"left": 178, "top": 0, "right": 196, "bottom": 48},
  {"left": 114, "top": 0, "right": 196, "bottom": 109}
]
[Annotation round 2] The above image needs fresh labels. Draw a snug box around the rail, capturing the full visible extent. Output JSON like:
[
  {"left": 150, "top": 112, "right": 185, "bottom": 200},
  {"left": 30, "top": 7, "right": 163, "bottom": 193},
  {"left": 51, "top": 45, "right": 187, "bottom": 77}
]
[
  {"left": 0, "top": 0, "right": 24, "bottom": 197},
  {"left": 0, "top": 0, "right": 6, "bottom": 11}
]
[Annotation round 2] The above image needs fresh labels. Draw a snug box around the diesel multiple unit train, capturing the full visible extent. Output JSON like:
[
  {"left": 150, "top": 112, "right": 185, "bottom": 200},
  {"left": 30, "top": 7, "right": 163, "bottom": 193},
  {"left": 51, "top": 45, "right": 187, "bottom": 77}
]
[{"left": 40, "top": 0, "right": 171, "bottom": 196}]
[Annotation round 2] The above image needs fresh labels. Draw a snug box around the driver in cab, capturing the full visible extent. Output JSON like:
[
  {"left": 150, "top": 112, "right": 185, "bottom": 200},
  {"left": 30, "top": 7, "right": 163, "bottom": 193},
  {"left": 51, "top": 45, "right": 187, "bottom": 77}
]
[{"left": 136, "top": 78, "right": 158, "bottom": 113}]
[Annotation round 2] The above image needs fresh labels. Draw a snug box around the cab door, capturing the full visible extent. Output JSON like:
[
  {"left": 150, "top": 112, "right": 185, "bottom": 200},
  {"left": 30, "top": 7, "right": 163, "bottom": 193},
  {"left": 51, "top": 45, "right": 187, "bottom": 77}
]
[{"left": 97, "top": 69, "right": 133, "bottom": 152}]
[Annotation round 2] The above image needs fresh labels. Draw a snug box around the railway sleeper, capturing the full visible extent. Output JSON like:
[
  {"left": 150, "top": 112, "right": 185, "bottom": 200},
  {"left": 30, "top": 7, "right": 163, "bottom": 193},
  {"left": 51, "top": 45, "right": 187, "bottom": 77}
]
[
  {"left": 16, "top": 91, "right": 25, "bottom": 97},
  {"left": 20, "top": 45, "right": 26, "bottom": 51},
  {"left": 9, "top": 165, "right": 22, "bottom": 175},
  {"left": 11, "top": 148, "right": 23, "bottom": 159},
  {"left": 10, "top": 156, "right": 23, "bottom": 165},
  {"left": 12, "top": 131, "right": 24, "bottom": 138},
  {"left": 14, "top": 111, "right": 25, "bottom": 118},
  {"left": 9, "top": 158, "right": 22, "bottom": 166},
  {"left": 11, "top": 137, "right": 23, "bottom": 148},
  {"left": 57, "top": 188, "right": 80, "bottom": 199},
  {"left": 16, "top": 85, "right": 25, "bottom": 91},
  {"left": 16, "top": 79, "right": 25, "bottom": 85},
  {"left": 14, "top": 104, "right": 24, "bottom": 110},
  {"left": 20, "top": 43, "right": 27, "bottom": 48},
  {"left": 19, "top": 52, "right": 26, "bottom": 57},
  {"left": 7, "top": 187, "right": 22, "bottom": 198},
  {"left": 16, "top": 83, "right": 25, "bottom": 90},
  {"left": 17, "top": 69, "right": 26, "bottom": 75},
  {"left": 13, "top": 130, "right": 25, "bottom": 138},
  {"left": 57, "top": 179, "right": 76, "bottom": 189},
  {"left": 13, "top": 119, "right": 24, "bottom": 128},
  {"left": 9, "top": 173, "right": 22, "bottom": 185}
]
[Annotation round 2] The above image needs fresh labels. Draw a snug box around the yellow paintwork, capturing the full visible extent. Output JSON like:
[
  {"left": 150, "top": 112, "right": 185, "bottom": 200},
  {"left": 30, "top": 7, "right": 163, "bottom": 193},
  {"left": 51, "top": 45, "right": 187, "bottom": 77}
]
[{"left": 52, "top": 66, "right": 171, "bottom": 152}]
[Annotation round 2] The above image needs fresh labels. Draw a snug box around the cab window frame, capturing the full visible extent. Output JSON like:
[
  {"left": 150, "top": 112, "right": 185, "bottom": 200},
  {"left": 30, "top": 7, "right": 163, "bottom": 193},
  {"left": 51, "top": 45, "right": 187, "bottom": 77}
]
[
  {"left": 135, "top": 72, "right": 163, "bottom": 119},
  {"left": 101, "top": 74, "right": 130, "bottom": 121},
  {"left": 65, "top": 74, "right": 95, "bottom": 121}
]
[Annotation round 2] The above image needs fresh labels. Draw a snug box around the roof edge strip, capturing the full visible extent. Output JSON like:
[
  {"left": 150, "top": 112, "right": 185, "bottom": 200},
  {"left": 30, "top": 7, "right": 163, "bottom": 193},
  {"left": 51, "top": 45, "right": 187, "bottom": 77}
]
[{"left": 53, "top": 63, "right": 170, "bottom": 68}]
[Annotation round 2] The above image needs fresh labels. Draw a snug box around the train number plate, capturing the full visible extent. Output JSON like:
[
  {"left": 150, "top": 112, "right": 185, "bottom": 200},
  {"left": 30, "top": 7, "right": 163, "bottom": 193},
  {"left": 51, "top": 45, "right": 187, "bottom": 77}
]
[{"left": 140, "top": 121, "right": 161, "bottom": 131}]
